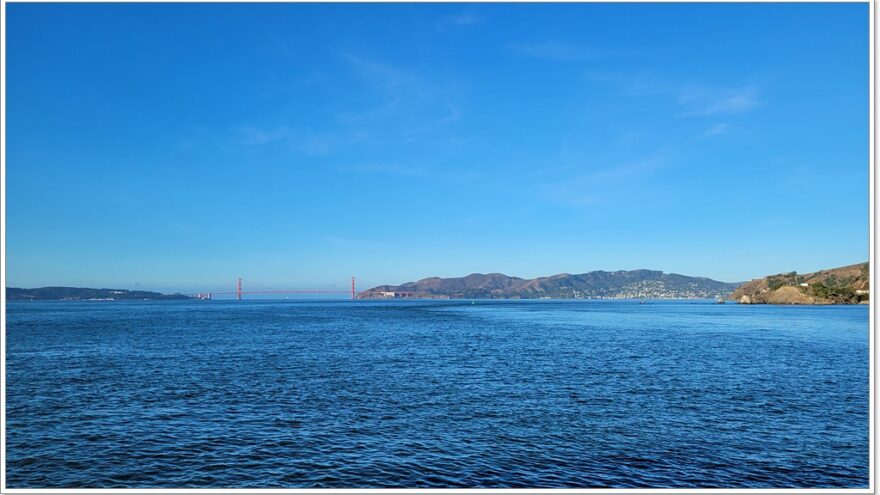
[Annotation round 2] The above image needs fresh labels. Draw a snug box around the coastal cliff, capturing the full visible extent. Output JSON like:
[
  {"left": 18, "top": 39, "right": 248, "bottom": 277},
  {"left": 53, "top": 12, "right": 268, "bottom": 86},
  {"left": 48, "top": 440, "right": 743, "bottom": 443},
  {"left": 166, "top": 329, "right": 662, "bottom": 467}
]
[{"left": 730, "top": 262, "right": 869, "bottom": 305}]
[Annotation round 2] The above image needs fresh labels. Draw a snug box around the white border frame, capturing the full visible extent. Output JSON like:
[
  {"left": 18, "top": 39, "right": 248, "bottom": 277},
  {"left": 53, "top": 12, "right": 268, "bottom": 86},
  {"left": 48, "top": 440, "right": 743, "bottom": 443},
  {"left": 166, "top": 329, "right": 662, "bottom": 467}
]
[{"left": 0, "top": 0, "right": 875, "bottom": 494}]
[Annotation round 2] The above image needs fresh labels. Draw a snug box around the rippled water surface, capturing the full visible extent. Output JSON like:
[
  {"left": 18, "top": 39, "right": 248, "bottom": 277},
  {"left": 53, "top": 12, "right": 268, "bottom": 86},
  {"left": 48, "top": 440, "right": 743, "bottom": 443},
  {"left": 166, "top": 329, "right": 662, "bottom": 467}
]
[{"left": 5, "top": 299, "right": 869, "bottom": 488}]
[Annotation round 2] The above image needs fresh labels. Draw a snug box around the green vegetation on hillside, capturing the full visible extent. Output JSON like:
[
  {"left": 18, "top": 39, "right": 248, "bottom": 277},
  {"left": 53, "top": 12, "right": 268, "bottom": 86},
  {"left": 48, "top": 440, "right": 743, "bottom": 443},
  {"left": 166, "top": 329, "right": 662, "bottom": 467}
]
[{"left": 767, "top": 272, "right": 798, "bottom": 291}]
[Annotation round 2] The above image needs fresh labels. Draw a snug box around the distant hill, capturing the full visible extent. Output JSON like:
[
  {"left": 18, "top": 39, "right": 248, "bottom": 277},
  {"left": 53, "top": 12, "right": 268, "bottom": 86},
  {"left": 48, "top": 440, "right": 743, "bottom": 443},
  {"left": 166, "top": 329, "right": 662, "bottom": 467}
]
[
  {"left": 730, "top": 262, "right": 869, "bottom": 305},
  {"left": 358, "top": 270, "right": 740, "bottom": 300},
  {"left": 6, "top": 287, "right": 192, "bottom": 301}
]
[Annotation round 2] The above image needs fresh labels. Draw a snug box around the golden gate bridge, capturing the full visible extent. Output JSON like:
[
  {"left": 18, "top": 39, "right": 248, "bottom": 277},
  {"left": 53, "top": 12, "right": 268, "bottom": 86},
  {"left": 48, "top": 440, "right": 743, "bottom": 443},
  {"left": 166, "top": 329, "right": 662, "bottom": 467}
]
[{"left": 194, "top": 277, "right": 359, "bottom": 300}]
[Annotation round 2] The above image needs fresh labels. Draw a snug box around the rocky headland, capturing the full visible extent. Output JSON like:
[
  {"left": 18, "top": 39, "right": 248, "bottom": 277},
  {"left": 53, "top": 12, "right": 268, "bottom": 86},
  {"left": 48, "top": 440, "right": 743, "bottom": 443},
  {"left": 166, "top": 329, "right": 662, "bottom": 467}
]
[{"left": 730, "top": 262, "right": 869, "bottom": 305}]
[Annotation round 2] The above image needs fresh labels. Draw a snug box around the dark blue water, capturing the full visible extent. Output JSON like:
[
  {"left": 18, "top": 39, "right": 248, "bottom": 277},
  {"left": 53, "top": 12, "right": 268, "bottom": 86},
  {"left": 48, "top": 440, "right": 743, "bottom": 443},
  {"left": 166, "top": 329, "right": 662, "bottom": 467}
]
[{"left": 5, "top": 300, "right": 869, "bottom": 488}]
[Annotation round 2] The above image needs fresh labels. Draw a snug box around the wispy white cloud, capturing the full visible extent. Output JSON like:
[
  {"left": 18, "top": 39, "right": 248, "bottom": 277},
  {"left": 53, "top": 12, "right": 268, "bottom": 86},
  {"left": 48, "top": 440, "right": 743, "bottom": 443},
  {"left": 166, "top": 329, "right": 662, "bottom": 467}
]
[
  {"left": 323, "top": 235, "right": 389, "bottom": 251},
  {"left": 782, "top": 164, "right": 821, "bottom": 189},
  {"left": 582, "top": 70, "right": 627, "bottom": 84},
  {"left": 230, "top": 55, "right": 465, "bottom": 158},
  {"left": 678, "top": 86, "right": 759, "bottom": 116},
  {"left": 235, "top": 126, "right": 291, "bottom": 146},
  {"left": 231, "top": 126, "right": 369, "bottom": 156},
  {"left": 702, "top": 123, "right": 730, "bottom": 138},
  {"left": 537, "top": 158, "right": 667, "bottom": 208},
  {"left": 437, "top": 12, "right": 481, "bottom": 28},
  {"left": 344, "top": 55, "right": 421, "bottom": 94},
  {"left": 345, "top": 163, "right": 430, "bottom": 178},
  {"left": 337, "top": 54, "right": 464, "bottom": 138},
  {"left": 589, "top": 73, "right": 763, "bottom": 118},
  {"left": 508, "top": 41, "right": 597, "bottom": 62},
  {"left": 291, "top": 130, "right": 370, "bottom": 156},
  {"left": 624, "top": 78, "right": 761, "bottom": 117},
  {"left": 342, "top": 161, "right": 482, "bottom": 185}
]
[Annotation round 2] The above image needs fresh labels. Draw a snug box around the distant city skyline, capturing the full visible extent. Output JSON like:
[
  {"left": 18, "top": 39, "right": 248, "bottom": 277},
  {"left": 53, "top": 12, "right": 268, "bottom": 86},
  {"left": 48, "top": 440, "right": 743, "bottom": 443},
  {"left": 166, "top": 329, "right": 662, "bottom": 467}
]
[{"left": 6, "top": 3, "right": 869, "bottom": 293}]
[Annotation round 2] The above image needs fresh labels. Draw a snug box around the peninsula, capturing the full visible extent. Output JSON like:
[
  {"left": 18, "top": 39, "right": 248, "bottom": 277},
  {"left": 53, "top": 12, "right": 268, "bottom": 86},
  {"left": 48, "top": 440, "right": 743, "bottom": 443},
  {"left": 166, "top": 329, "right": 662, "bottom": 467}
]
[
  {"left": 358, "top": 270, "right": 740, "bottom": 300},
  {"left": 6, "top": 287, "right": 192, "bottom": 301}
]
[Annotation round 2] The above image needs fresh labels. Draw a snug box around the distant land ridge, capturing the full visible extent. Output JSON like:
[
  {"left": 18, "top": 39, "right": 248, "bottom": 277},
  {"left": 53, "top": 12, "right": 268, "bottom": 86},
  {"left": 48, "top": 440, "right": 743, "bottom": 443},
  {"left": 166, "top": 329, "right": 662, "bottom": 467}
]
[
  {"left": 730, "top": 262, "right": 869, "bottom": 305},
  {"left": 6, "top": 287, "right": 192, "bottom": 301},
  {"left": 358, "top": 269, "right": 741, "bottom": 300}
]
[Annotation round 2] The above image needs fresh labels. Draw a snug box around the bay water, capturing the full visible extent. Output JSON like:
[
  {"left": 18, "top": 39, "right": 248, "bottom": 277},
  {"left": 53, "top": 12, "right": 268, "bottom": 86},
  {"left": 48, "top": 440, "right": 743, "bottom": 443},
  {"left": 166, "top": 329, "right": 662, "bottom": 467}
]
[{"left": 4, "top": 299, "right": 869, "bottom": 488}]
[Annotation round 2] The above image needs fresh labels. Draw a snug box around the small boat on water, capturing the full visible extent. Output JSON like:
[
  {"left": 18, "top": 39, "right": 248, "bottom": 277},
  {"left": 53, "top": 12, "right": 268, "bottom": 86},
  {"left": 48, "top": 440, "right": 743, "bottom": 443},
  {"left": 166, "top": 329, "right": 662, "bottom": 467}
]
[{"left": 716, "top": 296, "right": 725, "bottom": 304}]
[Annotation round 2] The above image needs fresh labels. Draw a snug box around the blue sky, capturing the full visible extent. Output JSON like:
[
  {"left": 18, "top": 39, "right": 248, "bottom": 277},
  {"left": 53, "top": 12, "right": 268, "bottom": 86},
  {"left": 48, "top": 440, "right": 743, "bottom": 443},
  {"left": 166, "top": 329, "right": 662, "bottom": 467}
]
[{"left": 6, "top": 3, "right": 869, "bottom": 293}]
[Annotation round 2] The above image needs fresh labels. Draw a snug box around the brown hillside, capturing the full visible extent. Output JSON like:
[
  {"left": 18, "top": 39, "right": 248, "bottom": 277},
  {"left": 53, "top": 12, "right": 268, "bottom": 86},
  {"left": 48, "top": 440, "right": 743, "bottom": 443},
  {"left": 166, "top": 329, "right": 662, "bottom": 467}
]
[{"left": 730, "top": 262, "right": 868, "bottom": 305}]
